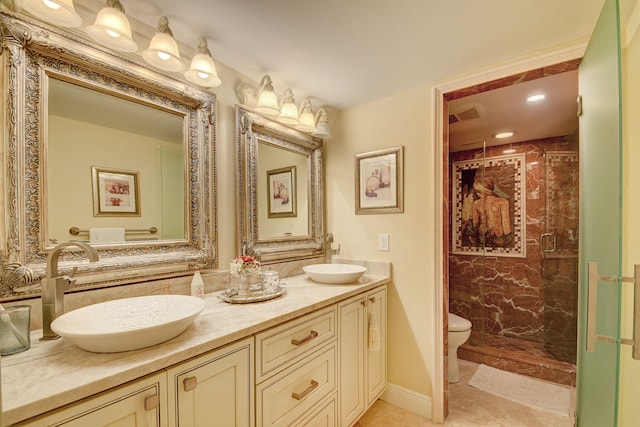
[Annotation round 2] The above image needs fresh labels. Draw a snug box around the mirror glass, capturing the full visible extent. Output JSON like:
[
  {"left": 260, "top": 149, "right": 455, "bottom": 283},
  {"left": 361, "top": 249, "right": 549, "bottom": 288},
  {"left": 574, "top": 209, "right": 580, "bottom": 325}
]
[
  {"left": 47, "top": 78, "right": 186, "bottom": 245},
  {"left": 236, "top": 107, "right": 324, "bottom": 263},
  {"left": 257, "top": 141, "right": 309, "bottom": 239}
]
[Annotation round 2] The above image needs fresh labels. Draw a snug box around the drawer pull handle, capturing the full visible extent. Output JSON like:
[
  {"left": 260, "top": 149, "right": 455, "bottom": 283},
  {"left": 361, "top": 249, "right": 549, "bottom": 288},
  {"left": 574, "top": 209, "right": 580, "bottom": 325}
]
[
  {"left": 291, "top": 330, "right": 318, "bottom": 346},
  {"left": 183, "top": 376, "right": 198, "bottom": 392},
  {"left": 292, "top": 380, "right": 319, "bottom": 400},
  {"left": 369, "top": 296, "right": 376, "bottom": 303},
  {"left": 144, "top": 394, "right": 160, "bottom": 411}
]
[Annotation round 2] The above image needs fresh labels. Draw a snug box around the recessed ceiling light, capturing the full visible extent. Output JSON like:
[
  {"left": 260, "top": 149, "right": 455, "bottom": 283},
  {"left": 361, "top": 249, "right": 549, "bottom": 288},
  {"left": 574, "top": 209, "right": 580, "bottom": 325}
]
[
  {"left": 527, "top": 94, "right": 546, "bottom": 103},
  {"left": 494, "top": 131, "right": 515, "bottom": 139}
]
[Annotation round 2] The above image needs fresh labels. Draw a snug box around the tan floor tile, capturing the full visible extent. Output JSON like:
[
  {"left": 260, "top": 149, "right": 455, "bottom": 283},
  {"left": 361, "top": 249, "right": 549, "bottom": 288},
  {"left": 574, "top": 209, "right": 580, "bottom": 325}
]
[{"left": 356, "top": 361, "right": 575, "bottom": 427}]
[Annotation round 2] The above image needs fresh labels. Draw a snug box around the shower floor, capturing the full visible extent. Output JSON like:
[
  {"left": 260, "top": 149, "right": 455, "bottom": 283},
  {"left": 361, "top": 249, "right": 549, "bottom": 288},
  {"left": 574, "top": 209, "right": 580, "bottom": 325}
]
[{"left": 458, "top": 333, "right": 576, "bottom": 386}]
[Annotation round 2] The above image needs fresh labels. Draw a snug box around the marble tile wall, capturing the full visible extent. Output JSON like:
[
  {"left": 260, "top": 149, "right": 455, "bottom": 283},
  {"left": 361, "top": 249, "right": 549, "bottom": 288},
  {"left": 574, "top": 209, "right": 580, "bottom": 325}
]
[{"left": 449, "top": 135, "right": 579, "bottom": 371}]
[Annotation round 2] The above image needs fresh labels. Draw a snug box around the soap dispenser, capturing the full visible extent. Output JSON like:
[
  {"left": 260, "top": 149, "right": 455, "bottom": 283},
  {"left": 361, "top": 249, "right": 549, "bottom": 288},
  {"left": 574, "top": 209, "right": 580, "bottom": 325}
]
[{"left": 191, "top": 268, "right": 204, "bottom": 298}]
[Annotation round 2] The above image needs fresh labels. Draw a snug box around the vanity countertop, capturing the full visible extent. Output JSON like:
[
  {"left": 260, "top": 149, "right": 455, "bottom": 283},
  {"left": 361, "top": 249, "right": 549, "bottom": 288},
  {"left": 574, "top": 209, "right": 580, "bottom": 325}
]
[{"left": 1, "top": 272, "right": 390, "bottom": 425}]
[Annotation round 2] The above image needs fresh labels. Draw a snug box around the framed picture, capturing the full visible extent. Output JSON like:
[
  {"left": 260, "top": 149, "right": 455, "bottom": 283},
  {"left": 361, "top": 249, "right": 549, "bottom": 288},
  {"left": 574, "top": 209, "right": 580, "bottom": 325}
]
[
  {"left": 355, "top": 146, "right": 404, "bottom": 214},
  {"left": 451, "top": 153, "right": 526, "bottom": 257},
  {"left": 267, "top": 166, "right": 297, "bottom": 218},
  {"left": 92, "top": 167, "right": 140, "bottom": 216}
]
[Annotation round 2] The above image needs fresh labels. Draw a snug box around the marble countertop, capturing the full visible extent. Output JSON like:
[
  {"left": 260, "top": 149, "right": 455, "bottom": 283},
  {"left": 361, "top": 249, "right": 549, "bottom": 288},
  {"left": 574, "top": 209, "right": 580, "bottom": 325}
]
[{"left": 1, "top": 271, "right": 390, "bottom": 426}]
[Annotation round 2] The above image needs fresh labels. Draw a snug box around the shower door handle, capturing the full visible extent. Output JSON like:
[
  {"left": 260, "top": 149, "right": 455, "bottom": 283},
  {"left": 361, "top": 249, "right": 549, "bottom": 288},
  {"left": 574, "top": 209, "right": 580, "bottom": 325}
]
[
  {"left": 586, "top": 262, "right": 640, "bottom": 360},
  {"left": 540, "top": 233, "right": 557, "bottom": 253}
]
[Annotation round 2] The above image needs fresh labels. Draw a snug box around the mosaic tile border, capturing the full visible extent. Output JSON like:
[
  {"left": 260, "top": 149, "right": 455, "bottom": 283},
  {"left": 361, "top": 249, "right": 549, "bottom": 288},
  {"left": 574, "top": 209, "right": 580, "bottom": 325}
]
[{"left": 452, "top": 153, "right": 526, "bottom": 257}]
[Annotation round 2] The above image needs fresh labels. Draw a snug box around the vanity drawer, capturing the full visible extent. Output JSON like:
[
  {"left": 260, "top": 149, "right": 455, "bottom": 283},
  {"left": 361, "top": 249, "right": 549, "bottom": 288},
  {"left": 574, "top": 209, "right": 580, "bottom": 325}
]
[
  {"left": 256, "top": 305, "right": 336, "bottom": 381},
  {"left": 256, "top": 343, "right": 336, "bottom": 427},
  {"left": 293, "top": 393, "right": 337, "bottom": 427}
]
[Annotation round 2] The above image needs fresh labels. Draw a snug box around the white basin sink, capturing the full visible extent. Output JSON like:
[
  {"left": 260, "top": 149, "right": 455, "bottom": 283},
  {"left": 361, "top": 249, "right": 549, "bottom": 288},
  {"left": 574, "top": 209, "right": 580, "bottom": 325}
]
[
  {"left": 303, "top": 264, "right": 367, "bottom": 284},
  {"left": 50, "top": 295, "right": 206, "bottom": 353}
]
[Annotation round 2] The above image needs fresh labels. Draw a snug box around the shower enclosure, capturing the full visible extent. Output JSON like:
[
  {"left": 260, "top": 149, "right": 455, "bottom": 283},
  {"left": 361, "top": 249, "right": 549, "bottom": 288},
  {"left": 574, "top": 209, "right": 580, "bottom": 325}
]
[{"left": 448, "top": 136, "right": 579, "bottom": 386}]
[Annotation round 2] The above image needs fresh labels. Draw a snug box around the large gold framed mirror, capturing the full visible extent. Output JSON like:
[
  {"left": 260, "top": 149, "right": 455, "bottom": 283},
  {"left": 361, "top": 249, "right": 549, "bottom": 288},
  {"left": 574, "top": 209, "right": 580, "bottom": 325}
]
[
  {"left": 236, "top": 106, "right": 324, "bottom": 263},
  {"left": 0, "top": 12, "right": 217, "bottom": 298}
]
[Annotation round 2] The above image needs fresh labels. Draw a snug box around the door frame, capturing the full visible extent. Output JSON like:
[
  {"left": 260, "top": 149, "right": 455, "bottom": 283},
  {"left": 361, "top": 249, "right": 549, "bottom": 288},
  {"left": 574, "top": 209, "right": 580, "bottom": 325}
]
[{"left": 431, "top": 43, "right": 588, "bottom": 422}]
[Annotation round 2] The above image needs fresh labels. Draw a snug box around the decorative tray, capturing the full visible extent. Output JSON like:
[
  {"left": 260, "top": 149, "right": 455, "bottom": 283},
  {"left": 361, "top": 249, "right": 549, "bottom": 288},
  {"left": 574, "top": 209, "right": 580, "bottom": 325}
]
[{"left": 217, "top": 284, "right": 287, "bottom": 304}]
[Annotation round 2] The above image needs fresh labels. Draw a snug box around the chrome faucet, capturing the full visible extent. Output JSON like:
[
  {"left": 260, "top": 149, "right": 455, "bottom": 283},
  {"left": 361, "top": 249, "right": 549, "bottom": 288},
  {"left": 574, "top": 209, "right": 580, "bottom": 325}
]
[
  {"left": 41, "top": 242, "right": 99, "bottom": 340},
  {"left": 326, "top": 233, "right": 341, "bottom": 260}
]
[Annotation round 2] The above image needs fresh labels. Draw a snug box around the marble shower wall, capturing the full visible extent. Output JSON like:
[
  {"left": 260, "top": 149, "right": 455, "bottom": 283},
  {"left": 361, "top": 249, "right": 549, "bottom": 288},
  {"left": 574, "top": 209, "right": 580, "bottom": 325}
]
[{"left": 449, "top": 135, "right": 578, "bottom": 364}]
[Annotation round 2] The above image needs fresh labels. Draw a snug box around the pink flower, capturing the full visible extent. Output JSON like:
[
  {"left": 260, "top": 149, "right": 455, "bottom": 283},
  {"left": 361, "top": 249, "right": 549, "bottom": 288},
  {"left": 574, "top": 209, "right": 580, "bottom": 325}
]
[{"left": 230, "top": 256, "right": 261, "bottom": 277}]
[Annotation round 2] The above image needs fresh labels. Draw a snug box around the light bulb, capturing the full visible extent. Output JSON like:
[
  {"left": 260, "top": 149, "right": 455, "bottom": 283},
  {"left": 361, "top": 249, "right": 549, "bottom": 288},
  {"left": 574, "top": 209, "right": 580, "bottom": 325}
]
[
  {"left": 43, "top": 0, "right": 61, "bottom": 9},
  {"left": 157, "top": 51, "right": 171, "bottom": 61},
  {"left": 105, "top": 29, "right": 120, "bottom": 38}
]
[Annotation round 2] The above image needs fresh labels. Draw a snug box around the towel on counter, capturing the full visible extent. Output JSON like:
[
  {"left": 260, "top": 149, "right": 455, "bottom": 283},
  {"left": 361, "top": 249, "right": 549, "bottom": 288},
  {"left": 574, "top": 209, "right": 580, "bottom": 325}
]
[
  {"left": 368, "top": 311, "right": 381, "bottom": 352},
  {"left": 89, "top": 227, "right": 125, "bottom": 243}
]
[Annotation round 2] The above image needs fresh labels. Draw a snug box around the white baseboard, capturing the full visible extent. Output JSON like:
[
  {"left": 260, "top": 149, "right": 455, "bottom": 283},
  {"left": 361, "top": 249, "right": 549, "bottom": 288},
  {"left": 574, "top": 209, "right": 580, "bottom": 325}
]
[{"left": 379, "top": 383, "right": 432, "bottom": 420}]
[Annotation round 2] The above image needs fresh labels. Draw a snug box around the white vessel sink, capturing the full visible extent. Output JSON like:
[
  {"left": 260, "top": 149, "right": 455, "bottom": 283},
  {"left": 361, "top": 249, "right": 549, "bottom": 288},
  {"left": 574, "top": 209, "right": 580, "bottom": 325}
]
[
  {"left": 50, "top": 295, "right": 206, "bottom": 353},
  {"left": 303, "top": 264, "right": 367, "bottom": 284}
]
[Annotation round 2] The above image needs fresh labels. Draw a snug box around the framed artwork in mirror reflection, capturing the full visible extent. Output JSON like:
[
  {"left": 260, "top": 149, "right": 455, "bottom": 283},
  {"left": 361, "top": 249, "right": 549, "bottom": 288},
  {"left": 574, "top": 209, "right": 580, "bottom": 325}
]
[
  {"left": 92, "top": 167, "right": 140, "bottom": 216},
  {"left": 355, "top": 146, "right": 404, "bottom": 214},
  {"left": 267, "top": 166, "right": 297, "bottom": 218}
]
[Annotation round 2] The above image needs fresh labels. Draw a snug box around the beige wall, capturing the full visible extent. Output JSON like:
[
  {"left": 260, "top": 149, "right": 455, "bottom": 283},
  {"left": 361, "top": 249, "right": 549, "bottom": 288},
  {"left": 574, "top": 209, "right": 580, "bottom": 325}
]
[
  {"left": 327, "top": 87, "right": 435, "bottom": 398},
  {"left": 47, "top": 115, "right": 182, "bottom": 242},
  {"left": 257, "top": 143, "right": 309, "bottom": 237},
  {"left": 620, "top": 0, "right": 640, "bottom": 422}
]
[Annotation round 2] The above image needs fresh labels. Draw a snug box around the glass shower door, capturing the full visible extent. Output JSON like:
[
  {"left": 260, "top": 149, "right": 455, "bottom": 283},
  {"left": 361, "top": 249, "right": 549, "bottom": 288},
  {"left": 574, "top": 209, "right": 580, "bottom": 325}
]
[
  {"left": 576, "top": 0, "right": 623, "bottom": 424},
  {"left": 541, "top": 151, "right": 579, "bottom": 364}
]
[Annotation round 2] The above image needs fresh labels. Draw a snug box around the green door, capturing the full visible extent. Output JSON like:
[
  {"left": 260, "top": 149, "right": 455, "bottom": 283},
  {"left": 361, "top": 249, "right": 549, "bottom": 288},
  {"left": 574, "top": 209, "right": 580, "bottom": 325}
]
[{"left": 577, "top": 0, "right": 623, "bottom": 425}]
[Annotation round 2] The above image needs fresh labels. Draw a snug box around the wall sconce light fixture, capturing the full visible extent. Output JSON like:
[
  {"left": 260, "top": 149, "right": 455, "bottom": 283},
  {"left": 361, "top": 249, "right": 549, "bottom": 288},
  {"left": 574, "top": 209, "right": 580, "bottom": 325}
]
[
  {"left": 255, "top": 75, "right": 279, "bottom": 116},
  {"left": 23, "top": 0, "right": 82, "bottom": 28},
  {"left": 142, "top": 16, "right": 183, "bottom": 72},
  {"left": 312, "top": 108, "right": 332, "bottom": 139},
  {"left": 185, "top": 38, "right": 221, "bottom": 87},
  {"left": 296, "top": 99, "right": 316, "bottom": 133},
  {"left": 278, "top": 88, "right": 299, "bottom": 125},
  {"left": 235, "top": 76, "right": 331, "bottom": 140},
  {"left": 86, "top": 0, "right": 137, "bottom": 52}
]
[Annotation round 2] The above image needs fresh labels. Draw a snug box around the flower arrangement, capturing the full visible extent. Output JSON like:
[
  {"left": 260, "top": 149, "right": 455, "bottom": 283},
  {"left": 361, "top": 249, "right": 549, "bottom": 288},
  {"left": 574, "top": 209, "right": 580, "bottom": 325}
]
[{"left": 230, "top": 255, "right": 261, "bottom": 277}]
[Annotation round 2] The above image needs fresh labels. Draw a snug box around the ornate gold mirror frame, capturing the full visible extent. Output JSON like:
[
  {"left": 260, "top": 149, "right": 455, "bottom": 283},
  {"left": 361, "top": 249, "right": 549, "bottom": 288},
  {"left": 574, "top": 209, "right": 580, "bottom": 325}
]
[
  {"left": 236, "top": 106, "right": 324, "bottom": 263},
  {"left": 0, "top": 12, "right": 217, "bottom": 299}
]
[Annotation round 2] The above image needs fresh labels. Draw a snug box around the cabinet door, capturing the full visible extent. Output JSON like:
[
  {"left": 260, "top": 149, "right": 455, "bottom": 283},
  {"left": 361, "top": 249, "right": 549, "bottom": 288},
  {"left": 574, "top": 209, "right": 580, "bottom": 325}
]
[
  {"left": 17, "top": 373, "right": 167, "bottom": 427},
  {"left": 167, "top": 338, "right": 254, "bottom": 427},
  {"left": 366, "top": 286, "right": 387, "bottom": 405},
  {"left": 338, "top": 294, "right": 366, "bottom": 426}
]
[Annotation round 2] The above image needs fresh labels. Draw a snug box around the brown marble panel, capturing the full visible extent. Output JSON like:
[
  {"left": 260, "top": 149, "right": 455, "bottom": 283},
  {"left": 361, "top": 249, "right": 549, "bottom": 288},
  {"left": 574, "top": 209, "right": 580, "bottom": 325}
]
[{"left": 449, "top": 135, "right": 579, "bottom": 384}]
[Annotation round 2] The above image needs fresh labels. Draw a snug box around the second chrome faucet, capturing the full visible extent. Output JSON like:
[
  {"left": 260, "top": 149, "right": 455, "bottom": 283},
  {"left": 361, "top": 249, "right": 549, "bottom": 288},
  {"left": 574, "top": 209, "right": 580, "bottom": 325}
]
[{"left": 41, "top": 242, "right": 99, "bottom": 340}]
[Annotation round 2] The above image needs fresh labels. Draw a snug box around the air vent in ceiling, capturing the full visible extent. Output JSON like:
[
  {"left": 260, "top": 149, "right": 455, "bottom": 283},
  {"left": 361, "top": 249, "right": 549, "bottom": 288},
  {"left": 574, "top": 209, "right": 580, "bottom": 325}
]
[{"left": 449, "top": 105, "right": 481, "bottom": 124}]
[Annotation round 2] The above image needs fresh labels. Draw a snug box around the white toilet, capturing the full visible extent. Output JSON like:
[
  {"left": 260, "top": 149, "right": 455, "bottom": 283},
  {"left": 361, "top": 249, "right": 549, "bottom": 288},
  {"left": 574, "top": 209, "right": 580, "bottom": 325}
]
[{"left": 448, "top": 312, "right": 472, "bottom": 383}]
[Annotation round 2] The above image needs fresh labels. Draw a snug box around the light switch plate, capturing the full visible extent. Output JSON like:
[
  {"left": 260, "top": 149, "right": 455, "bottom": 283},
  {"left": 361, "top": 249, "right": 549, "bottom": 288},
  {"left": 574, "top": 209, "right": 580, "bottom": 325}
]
[{"left": 378, "top": 233, "right": 389, "bottom": 251}]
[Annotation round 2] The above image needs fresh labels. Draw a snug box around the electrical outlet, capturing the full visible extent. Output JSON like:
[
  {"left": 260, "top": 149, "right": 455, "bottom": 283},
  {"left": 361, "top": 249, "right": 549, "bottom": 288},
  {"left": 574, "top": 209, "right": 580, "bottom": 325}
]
[{"left": 378, "top": 233, "right": 390, "bottom": 251}]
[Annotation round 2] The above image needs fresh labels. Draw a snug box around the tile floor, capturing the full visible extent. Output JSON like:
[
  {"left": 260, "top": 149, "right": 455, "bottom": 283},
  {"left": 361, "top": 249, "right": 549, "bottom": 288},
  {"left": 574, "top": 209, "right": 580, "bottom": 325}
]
[{"left": 355, "top": 360, "right": 575, "bottom": 427}]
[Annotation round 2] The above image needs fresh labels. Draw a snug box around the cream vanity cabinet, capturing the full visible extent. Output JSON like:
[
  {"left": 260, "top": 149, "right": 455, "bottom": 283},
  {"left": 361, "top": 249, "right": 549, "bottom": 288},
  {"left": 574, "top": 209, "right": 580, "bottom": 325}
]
[
  {"left": 11, "top": 285, "right": 387, "bottom": 427},
  {"left": 16, "top": 338, "right": 253, "bottom": 427},
  {"left": 338, "top": 286, "right": 387, "bottom": 427},
  {"left": 166, "top": 338, "right": 254, "bottom": 426},
  {"left": 255, "top": 305, "right": 338, "bottom": 427},
  {"left": 14, "top": 372, "right": 168, "bottom": 427}
]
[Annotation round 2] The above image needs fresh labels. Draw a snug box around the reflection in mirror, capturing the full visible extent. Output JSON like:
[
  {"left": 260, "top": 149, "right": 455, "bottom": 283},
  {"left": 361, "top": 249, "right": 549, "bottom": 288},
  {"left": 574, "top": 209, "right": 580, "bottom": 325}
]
[
  {"left": 47, "top": 79, "right": 186, "bottom": 245},
  {"left": 237, "top": 106, "right": 324, "bottom": 263},
  {"left": 257, "top": 142, "right": 308, "bottom": 239}
]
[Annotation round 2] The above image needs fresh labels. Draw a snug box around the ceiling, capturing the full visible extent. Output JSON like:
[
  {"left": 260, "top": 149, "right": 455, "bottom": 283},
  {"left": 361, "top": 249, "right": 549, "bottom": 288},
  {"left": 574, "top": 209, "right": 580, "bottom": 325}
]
[
  {"left": 108, "top": 0, "right": 605, "bottom": 111},
  {"left": 448, "top": 70, "right": 579, "bottom": 152},
  {"left": 48, "top": 0, "right": 609, "bottom": 147}
]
